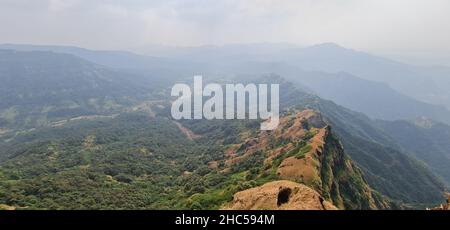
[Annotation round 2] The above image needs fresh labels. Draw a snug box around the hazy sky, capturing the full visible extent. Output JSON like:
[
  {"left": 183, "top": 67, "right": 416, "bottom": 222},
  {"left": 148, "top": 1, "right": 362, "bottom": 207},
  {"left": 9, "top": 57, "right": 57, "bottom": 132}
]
[{"left": 1, "top": 0, "right": 450, "bottom": 64}]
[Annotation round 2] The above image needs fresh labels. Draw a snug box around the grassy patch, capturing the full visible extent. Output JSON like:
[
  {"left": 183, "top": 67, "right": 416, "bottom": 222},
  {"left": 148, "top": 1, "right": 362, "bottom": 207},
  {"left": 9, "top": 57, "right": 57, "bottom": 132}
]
[{"left": 295, "top": 144, "right": 312, "bottom": 159}]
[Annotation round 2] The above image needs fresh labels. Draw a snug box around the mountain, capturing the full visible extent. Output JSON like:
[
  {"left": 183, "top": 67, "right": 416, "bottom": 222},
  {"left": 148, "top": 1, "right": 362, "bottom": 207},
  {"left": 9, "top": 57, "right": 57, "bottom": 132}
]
[
  {"left": 215, "top": 109, "right": 391, "bottom": 210},
  {"left": 285, "top": 70, "right": 450, "bottom": 125},
  {"left": 0, "top": 48, "right": 447, "bottom": 209},
  {"left": 0, "top": 44, "right": 200, "bottom": 79},
  {"left": 376, "top": 118, "right": 450, "bottom": 186},
  {"left": 138, "top": 42, "right": 450, "bottom": 110},
  {"left": 277, "top": 43, "right": 450, "bottom": 110},
  {"left": 175, "top": 76, "right": 446, "bottom": 207},
  {"left": 4, "top": 43, "right": 450, "bottom": 112},
  {"left": 0, "top": 107, "right": 392, "bottom": 210},
  {"left": 0, "top": 44, "right": 174, "bottom": 70},
  {"left": 270, "top": 79, "right": 446, "bottom": 205},
  {"left": 0, "top": 49, "right": 169, "bottom": 130}
]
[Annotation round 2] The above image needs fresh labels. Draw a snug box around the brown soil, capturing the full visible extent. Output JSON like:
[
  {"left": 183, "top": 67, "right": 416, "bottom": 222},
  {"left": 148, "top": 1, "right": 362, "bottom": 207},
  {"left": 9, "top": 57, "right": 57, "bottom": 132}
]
[
  {"left": 223, "top": 180, "right": 337, "bottom": 210},
  {"left": 174, "top": 121, "right": 201, "bottom": 140}
]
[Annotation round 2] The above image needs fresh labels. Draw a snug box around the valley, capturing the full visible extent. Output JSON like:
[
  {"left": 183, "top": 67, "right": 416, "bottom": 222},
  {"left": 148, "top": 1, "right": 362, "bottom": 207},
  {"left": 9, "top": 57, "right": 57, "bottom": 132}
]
[{"left": 0, "top": 47, "right": 448, "bottom": 210}]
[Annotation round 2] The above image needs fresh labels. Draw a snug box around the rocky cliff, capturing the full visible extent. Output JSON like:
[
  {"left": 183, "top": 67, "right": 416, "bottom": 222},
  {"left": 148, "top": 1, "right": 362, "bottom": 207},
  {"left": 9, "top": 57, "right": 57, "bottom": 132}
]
[{"left": 222, "top": 109, "right": 390, "bottom": 210}]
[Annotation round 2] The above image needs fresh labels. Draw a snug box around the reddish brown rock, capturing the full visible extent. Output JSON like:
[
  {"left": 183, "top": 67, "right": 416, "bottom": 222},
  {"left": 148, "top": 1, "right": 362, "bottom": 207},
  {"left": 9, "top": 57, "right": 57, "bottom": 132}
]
[{"left": 223, "top": 180, "right": 338, "bottom": 210}]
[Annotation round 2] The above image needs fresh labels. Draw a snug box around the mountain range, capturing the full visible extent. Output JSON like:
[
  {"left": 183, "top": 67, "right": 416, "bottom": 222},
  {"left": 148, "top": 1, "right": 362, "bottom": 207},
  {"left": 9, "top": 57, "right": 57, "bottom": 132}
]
[{"left": 0, "top": 44, "right": 449, "bottom": 210}]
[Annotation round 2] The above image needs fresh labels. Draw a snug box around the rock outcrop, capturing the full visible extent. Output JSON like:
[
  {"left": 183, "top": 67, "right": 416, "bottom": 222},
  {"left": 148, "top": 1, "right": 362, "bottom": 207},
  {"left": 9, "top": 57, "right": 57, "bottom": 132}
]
[
  {"left": 223, "top": 180, "right": 337, "bottom": 210},
  {"left": 0, "top": 204, "right": 16, "bottom": 210}
]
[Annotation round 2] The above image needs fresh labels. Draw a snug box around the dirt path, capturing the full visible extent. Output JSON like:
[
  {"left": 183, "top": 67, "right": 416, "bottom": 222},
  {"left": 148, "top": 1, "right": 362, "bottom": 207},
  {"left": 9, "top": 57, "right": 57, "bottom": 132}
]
[{"left": 174, "top": 121, "right": 201, "bottom": 140}]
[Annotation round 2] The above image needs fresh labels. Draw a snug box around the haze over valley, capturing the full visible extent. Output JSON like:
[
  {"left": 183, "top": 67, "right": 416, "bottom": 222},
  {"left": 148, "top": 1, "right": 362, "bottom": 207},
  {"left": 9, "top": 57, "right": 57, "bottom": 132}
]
[{"left": 0, "top": 1, "right": 450, "bottom": 210}]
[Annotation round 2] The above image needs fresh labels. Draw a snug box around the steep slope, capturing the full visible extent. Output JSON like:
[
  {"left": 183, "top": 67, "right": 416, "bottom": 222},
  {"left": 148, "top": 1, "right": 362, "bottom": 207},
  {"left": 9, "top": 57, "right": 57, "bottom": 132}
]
[
  {"left": 302, "top": 102, "right": 446, "bottom": 205},
  {"left": 428, "top": 193, "right": 450, "bottom": 210},
  {"left": 276, "top": 43, "right": 450, "bottom": 109},
  {"left": 286, "top": 71, "right": 450, "bottom": 125},
  {"left": 261, "top": 77, "right": 446, "bottom": 205},
  {"left": 376, "top": 118, "right": 450, "bottom": 186},
  {"left": 214, "top": 110, "right": 390, "bottom": 210},
  {"left": 176, "top": 76, "right": 446, "bottom": 207}
]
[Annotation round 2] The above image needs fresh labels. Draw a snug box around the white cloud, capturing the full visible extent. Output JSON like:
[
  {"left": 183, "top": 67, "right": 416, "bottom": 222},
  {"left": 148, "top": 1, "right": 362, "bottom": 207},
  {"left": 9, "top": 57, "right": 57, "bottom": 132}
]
[{"left": 0, "top": 0, "right": 449, "bottom": 62}]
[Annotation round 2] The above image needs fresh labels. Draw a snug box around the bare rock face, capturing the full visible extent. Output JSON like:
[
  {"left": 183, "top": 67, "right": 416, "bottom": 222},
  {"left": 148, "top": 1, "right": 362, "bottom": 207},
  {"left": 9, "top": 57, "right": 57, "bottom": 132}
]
[
  {"left": 0, "top": 204, "right": 16, "bottom": 210},
  {"left": 223, "top": 180, "right": 337, "bottom": 210}
]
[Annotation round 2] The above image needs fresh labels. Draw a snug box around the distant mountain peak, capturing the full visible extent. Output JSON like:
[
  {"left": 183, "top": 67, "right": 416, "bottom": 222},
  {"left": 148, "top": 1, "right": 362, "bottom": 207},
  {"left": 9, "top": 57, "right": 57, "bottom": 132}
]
[
  {"left": 310, "top": 42, "right": 343, "bottom": 48},
  {"left": 305, "top": 42, "right": 352, "bottom": 52}
]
